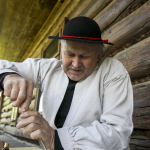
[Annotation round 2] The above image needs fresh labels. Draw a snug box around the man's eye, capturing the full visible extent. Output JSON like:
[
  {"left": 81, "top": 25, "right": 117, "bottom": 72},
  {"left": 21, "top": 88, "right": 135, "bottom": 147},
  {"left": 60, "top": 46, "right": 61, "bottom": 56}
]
[
  {"left": 67, "top": 54, "right": 74, "bottom": 57},
  {"left": 80, "top": 56, "right": 88, "bottom": 59}
]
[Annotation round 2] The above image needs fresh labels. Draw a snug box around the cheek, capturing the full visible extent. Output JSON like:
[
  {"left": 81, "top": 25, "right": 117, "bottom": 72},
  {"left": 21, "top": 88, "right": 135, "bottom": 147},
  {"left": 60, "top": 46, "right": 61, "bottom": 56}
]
[{"left": 63, "top": 57, "right": 72, "bottom": 69}]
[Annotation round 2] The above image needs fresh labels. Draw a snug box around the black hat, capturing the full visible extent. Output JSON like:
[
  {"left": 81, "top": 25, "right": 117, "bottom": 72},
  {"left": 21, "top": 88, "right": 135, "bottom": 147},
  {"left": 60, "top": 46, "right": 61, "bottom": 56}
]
[{"left": 48, "top": 16, "right": 113, "bottom": 45}]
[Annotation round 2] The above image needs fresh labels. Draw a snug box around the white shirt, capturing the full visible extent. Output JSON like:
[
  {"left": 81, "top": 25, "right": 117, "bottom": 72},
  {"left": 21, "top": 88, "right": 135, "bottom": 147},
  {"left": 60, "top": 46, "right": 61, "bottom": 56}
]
[{"left": 0, "top": 57, "right": 133, "bottom": 150}]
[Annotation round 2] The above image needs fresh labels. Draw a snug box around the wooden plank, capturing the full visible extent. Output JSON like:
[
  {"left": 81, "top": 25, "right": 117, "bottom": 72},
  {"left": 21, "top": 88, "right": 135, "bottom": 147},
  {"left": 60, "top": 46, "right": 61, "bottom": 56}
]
[
  {"left": 107, "top": 0, "right": 149, "bottom": 31},
  {"left": 114, "top": 36, "right": 150, "bottom": 80},
  {"left": 102, "top": 0, "right": 150, "bottom": 57},
  {"left": 22, "top": 0, "right": 82, "bottom": 60},
  {"left": 130, "top": 136, "right": 150, "bottom": 149},
  {"left": 68, "top": 0, "right": 94, "bottom": 20},
  {"left": 3, "top": 0, "right": 34, "bottom": 61},
  {"left": 133, "top": 81, "right": 150, "bottom": 108},
  {"left": 132, "top": 81, "right": 150, "bottom": 129},
  {"left": 133, "top": 107, "right": 150, "bottom": 129},
  {"left": 82, "top": 0, "right": 112, "bottom": 19},
  {"left": 94, "top": 0, "right": 134, "bottom": 32},
  {"left": 21, "top": 0, "right": 72, "bottom": 61},
  {"left": 15, "top": 0, "right": 57, "bottom": 62}
]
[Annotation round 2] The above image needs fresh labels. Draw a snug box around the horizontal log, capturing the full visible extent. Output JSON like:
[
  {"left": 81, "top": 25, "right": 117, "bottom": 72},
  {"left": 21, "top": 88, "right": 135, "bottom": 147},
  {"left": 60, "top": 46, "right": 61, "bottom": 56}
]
[
  {"left": 68, "top": 0, "right": 93, "bottom": 19},
  {"left": 4, "top": 125, "right": 31, "bottom": 139},
  {"left": 133, "top": 81, "right": 150, "bottom": 108},
  {"left": 130, "top": 136, "right": 150, "bottom": 148},
  {"left": 3, "top": 98, "right": 11, "bottom": 107},
  {"left": 114, "top": 36, "right": 150, "bottom": 80},
  {"left": 94, "top": 0, "right": 134, "bottom": 32},
  {"left": 102, "top": 0, "right": 150, "bottom": 56},
  {"left": 2, "top": 102, "right": 13, "bottom": 112},
  {"left": 82, "top": 0, "right": 112, "bottom": 19},
  {"left": 1, "top": 110, "right": 12, "bottom": 118},
  {"left": 133, "top": 107, "right": 150, "bottom": 129}
]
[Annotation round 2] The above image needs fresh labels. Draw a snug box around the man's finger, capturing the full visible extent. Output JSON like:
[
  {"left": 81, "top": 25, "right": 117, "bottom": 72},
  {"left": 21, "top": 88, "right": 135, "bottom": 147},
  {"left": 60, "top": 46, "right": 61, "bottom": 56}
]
[
  {"left": 30, "top": 129, "right": 44, "bottom": 140},
  {"left": 23, "top": 123, "right": 41, "bottom": 136},
  {"left": 3, "top": 81, "right": 12, "bottom": 97},
  {"left": 16, "top": 115, "right": 42, "bottom": 129},
  {"left": 21, "top": 81, "right": 34, "bottom": 111},
  {"left": 10, "top": 84, "right": 20, "bottom": 102},
  {"left": 20, "top": 111, "right": 40, "bottom": 118},
  {"left": 13, "top": 84, "right": 27, "bottom": 107}
]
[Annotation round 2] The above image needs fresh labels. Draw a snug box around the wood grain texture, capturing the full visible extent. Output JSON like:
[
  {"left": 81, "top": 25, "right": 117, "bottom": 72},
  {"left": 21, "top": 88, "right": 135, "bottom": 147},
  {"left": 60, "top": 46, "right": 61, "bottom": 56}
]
[
  {"left": 27, "top": 0, "right": 82, "bottom": 59},
  {"left": 132, "top": 81, "right": 150, "bottom": 129},
  {"left": 0, "top": 0, "right": 57, "bottom": 62},
  {"left": 68, "top": 0, "right": 94, "bottom": 20},
  {"left": 130, "top": 136, "right": 150, "bottom": 149},
  {"left": 82, "top": 0, "right": 112, "bottom": 19},
  {"left": 21, "top": 0, "right": 73, "bottom": 61},
  {"left": 94, "top": 0, "right": 134, "bottom": 32},
  {"left": 133, "top": 81, "right": 150, "bottom": 108},
  {"left": 114, "top": 36, "right": 150, "bottom": 80},
  {"left": 102, "top": 0, "right": 150, "bottom": 56}
]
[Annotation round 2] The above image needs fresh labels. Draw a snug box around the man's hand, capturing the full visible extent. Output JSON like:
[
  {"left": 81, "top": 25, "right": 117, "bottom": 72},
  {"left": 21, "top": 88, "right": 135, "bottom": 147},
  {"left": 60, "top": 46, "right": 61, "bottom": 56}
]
[
  {"left": 2, "top": 74, "right": 34, "bottom": 111},
  {"left": 16, "top": 111, "right": 55, "bottom": 149}
]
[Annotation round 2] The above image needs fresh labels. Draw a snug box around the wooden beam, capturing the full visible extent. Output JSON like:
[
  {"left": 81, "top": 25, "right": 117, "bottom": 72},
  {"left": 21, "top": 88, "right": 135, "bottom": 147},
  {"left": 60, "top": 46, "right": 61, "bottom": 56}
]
[
  {"left": 21, "top": 0, "right": 72, "bottom": 61},
  {"left": 114, "top": 36, "right": 150, "bottom": 80},
  {"left": 68, "top": 0, "right": 95, "bottom": 19},
  {"left": 102, "top": 0, "right": 150, "bottom": 56},
  {"left": 130, "top": 136, "right": 150, "bottom": 149},
  {"left": 132, "top": 81, "right": 150, "bottom": 129},
  {"left": 94, "top": 0, "right": 134, "bottom": 32},
  {"left": 133, "top": 81, "right": 150, "bottom": 108},
  {"left": 133, "top": 107, "right": 150, "bottom": 129},
  {"left": 82, "top": 0, "right": 112, "bottom": 19},
  {"left": 22, "top": 0, "right": 82, "bottom": 60}
]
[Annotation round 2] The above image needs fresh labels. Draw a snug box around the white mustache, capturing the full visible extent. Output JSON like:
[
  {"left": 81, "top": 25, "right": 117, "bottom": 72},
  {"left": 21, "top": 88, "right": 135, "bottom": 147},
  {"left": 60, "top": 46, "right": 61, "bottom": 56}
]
[{"left": 68, "top": 66, "right": 84, "bottom": 71}]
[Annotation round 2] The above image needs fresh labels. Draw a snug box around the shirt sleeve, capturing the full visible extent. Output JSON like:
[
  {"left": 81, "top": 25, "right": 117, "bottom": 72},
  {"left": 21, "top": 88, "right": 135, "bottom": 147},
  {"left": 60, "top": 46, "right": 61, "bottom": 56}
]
[
  {"left": 56, "top": 73, "right": 133, "bottom": 150},
  {"left": 0, "top": 58, "right": 59, "bottom": 89}
]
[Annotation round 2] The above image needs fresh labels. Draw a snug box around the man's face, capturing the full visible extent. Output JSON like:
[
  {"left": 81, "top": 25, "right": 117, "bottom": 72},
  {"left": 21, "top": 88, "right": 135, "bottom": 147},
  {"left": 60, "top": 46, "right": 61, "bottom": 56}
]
[{"left": 61, "top": 40, "right": 102, "bottom": 81}]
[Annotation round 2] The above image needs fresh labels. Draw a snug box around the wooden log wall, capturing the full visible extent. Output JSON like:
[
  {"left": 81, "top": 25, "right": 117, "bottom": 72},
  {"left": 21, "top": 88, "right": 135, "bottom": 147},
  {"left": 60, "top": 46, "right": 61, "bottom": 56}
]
[
  {"left": 25, "top": 0, "right": 150, "bottom": 149},
  {"left": 0, "top": 0, "right": 149, "bottom": 149},
  {"left": 0, "top": 88, "right": 37, "bottom": 139}
]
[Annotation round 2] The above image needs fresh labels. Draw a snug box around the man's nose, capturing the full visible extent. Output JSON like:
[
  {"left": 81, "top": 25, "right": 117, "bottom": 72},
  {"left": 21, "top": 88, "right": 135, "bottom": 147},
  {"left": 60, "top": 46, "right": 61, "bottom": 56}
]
[{"left": 72, "top": 57, "right": 81, "bottom": 68}]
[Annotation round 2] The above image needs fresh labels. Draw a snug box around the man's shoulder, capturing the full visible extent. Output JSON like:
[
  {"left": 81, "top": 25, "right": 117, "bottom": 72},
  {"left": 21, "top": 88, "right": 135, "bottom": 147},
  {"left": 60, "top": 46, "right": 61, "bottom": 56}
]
[{"left": 98, "top": 57, "right": 128, "bottom": 78}]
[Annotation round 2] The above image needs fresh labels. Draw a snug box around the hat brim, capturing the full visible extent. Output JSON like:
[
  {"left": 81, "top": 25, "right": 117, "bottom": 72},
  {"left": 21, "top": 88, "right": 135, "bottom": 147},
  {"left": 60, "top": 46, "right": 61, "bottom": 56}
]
[{"left": 48, "top": 36, "right": 114, "bottom": 45}]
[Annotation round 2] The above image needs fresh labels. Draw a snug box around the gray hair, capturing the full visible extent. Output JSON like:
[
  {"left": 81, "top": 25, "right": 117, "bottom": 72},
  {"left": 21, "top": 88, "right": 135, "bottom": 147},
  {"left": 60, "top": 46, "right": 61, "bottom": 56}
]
[{"left": 60, "top": 40, "right": 104, "bottom": 56}]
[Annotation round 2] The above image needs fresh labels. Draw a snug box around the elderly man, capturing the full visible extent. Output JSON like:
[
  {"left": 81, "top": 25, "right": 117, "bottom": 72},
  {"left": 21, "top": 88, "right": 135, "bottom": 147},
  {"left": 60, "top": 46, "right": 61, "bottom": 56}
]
[{"left": 0, "top": 17, "right": 133, "bottom": 150}]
